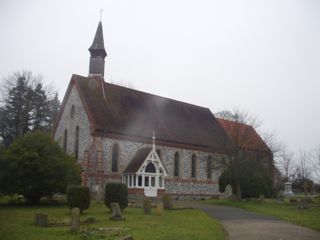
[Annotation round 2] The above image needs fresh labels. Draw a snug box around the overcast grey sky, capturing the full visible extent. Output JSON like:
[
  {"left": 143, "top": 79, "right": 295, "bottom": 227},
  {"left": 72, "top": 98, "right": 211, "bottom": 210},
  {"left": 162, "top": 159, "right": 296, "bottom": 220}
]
[{"left": 0, "top": 0, "right": 319, "bottom": 155}]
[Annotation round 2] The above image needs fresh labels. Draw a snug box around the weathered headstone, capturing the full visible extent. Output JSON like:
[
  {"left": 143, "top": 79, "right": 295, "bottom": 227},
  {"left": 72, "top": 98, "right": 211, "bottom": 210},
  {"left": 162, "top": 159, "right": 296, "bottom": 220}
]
[
  {"left": 70, "top": 207, "right": 80, "bottom": 232},
  {"left": 119, "top": 235, "right": 133, "bottom": 240},
  {"left": 162, "top": 194, "right": 173, "bottom": 210},
  {"left": 34, "top": 212, "right": 48, "bottom": 227},
  {"left": 283, "top": 181, "right": 294, "bottom": 196},
  {"left": 225, "top": 184, "right": 233, "bottom": 197},
  {"left": 156, "top": 203, "right": 164, "bottom": 216},
  {"left": 143, "top": 198, "right": 152, "bottom": 215},
  {"left": 109, "top": 203, "right": 125, "bottom": 221},
  {"left": 297, "top": 200, "right": 309, "bottom": 210}
]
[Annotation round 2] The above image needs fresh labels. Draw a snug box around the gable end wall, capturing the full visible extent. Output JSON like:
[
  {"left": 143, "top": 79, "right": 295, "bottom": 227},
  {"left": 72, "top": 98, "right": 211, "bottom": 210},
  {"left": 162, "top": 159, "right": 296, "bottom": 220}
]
[{"left": 54, "top": 86, "right": 92, "bottom": 160}]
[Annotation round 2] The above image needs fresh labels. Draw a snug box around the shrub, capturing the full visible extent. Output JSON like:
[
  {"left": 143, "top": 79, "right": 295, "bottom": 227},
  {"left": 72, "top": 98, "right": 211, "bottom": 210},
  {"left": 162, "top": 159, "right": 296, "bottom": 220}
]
[
  {"left": 104, "top": 183, "right": 128, "bottom": 210},
  {"left": 143, "top": 197, "right": 152, "bottom": 214},
  {"left": 162, "top": 194, "right": 173, "bottom": 210},
  {"left": 219, "top": 159, "right": 273, "bottom": 198},
  {"left": 3, "top": 132, "right": 81, "bottom": 204},
  {"left": 289, "top": 198, "right": 298, "bottom": 203},
  {"left": 67, "top": 186, "right": 90, "bottom": 213}
]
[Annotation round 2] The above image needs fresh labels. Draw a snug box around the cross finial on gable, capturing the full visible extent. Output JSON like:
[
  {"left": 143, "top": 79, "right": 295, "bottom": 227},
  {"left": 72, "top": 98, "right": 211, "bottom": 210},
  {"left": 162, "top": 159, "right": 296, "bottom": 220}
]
[
  {"left": 152, "top": 131, "right": 156, "bottom": 150},
  {"left": 100, "top": 9, "right": 104, "bottom": 21}
]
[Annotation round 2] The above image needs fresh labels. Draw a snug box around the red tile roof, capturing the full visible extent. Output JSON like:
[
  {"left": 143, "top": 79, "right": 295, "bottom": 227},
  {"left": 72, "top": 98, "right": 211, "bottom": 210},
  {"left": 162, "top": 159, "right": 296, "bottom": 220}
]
[
  {"left": 216, "top": 118, "right": 270, "bottom": 152},
  {"left": 55, "top": 74, "right": 234, "bottom": 153}
]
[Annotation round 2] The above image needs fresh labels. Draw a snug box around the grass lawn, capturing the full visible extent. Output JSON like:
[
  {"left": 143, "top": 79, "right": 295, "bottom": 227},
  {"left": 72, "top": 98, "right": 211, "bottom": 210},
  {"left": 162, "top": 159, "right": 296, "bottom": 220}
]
[
  {"left": 205, "top": 199, "right": 320, "bottom": 232},
  {"left": 0, "top": 198, "right": 225, "bottom": 240}
]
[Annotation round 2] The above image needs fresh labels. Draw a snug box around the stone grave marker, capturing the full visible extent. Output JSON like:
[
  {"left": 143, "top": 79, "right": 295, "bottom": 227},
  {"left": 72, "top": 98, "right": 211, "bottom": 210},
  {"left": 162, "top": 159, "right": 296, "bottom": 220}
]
[
  {"left": 70, "top": 207, "right": 80, "bottom": 232},
  {"left": 143, "top": 198, "right": 152, "bottom": 215},
  {"left": 225, "top": 184, "right": 233, "bottom": 197},
  {"left": 110, "top": 203, "right": 125, "bottom": 221},
  {"left": 34, "top": 212, "right": 48, "bottom": 227},
  {"left": 156, "top": 203, "right": 163, "bottom": 216},
  {"left": 119, "top": 235, "right": 133, "bottom": 240},
  {"left": 283, "top": 181, "right": 294, "bottom": 196}
]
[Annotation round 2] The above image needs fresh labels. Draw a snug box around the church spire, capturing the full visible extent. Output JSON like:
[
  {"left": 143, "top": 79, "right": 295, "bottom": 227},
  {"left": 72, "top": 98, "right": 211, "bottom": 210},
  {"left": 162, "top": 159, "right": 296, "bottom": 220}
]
[{"left": 88, "top": 21, "right": 107, "bottom": 77}]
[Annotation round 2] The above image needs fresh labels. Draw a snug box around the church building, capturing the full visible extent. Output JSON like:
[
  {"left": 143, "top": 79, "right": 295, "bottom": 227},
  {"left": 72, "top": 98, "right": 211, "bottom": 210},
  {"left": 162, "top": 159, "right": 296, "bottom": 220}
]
[{"left": 53, "top": 21, "right": 250, "bottom": 199}]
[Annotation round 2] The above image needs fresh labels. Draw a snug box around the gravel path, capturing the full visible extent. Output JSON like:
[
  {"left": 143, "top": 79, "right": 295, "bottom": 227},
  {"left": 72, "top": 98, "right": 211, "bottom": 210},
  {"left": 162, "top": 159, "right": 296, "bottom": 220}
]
[{"left": 180, "top": 201, "right": 320, "bottom": 240}]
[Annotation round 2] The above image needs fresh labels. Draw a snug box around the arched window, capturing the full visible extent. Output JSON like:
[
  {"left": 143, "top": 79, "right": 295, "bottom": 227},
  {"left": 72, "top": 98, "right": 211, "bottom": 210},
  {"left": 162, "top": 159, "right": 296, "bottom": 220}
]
[
  {"left": 156, "top": 149, "right": 161, "bottom": 159},
  {"left": 111, "top": 144, "right": 119, "bottom": 172},
  {"left": 207, "top": 156, "right": 212, "bottom": 179},
  {"left": 174, "top": 152, "right": 179, "bottom": 177},
  {"left": 63, "top": 129, "right": 68, "bottom": 152},
  {"left": 145, "top": 162, "right": 156, "bottom": 173},
  {"left": 74, "top": 126, "right": 79, "bottom": 159},
  {"left": 70, "top": 105, "right": 75, "bottom": 119},
  {"left": 191, "top": 154, "right": 196, "bottom": 178}
]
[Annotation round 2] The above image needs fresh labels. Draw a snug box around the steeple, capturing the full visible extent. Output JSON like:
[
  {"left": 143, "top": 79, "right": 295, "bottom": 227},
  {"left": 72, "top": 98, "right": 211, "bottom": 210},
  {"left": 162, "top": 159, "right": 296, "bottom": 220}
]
[{"left": 88, "top": 21, "right": 107, "bottom": 77}]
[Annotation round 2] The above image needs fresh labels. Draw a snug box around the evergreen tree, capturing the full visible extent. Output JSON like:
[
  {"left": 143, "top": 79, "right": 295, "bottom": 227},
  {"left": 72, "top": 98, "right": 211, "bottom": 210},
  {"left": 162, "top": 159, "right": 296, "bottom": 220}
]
[
  {"left": 3, "top": 132, "right": 81, "bottom": 204},
  {"left": 31, "top": 82, "right": 50, "bottom": 131},
  {"left": 47, "top": 93, "right": 60, "bottom": 130},
  {"left": 0, "top": 71, "right": 60, "bottom": 146}
]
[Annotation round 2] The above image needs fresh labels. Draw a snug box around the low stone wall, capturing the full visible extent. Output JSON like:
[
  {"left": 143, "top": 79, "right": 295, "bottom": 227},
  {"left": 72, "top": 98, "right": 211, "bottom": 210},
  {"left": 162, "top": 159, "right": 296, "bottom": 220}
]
[{"left": 164, "top": 178, "right": 219, "bottom": 199}]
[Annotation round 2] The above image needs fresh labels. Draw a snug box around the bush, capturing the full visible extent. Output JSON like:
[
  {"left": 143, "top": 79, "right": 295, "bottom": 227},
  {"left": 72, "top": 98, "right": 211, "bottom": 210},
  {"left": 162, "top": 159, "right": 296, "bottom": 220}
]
[
  {"left": 67, "top": 186, "right": 90, "bottom": 213},
  {"left": 162, "top": 194, "right": 173, "bottom": 210},
  {"left": 3, "top": 132, "right": 81, "bottom": 204},
  {"left": 104, "top": 183, "right": 128, "bottom": 210},
  {"left": 219, "top": 159, "right": 273, "bottom": 199}
]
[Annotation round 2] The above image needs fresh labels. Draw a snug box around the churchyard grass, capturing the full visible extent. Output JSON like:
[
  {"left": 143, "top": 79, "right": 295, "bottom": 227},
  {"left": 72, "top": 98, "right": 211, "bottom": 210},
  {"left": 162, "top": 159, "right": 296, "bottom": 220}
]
[
  {"left": 206, "top": 198, "right": 320, "bottom": 232},
  {"left": 0, "top": 197, "right": 225, "bottom": 240}
]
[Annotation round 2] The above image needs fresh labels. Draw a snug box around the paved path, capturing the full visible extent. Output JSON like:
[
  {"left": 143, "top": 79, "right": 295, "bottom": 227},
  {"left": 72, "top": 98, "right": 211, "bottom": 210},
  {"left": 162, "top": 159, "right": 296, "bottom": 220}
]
[{"left": 180, "top": 201, "right": 320, "bottom": 240}]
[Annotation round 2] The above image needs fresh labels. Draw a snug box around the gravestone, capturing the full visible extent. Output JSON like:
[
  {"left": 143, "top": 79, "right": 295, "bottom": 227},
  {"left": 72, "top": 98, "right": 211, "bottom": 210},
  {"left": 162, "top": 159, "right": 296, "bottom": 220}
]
[
  {"left": 109, "top": 203, "right": 125, "bottom": 221},
  {"left": 297, "top": 199, "right": 309, "bottom": 210},
  {"left": 70, "top": 208, "right": 80, "bottom": 232},
  {"left": 156, "top": 203, "right": 163, "bottom": 216},
  {"left": 34, "top": 212, "right": 48, "bottom": 227},
  {"left": 143, "top": 198, "right": 152, "bottom": 215},
  {"left": 283, "top": 181, "right": 294, "bottom": 196},
  {"left": 225, "top": 184, "right": 233, "bottom": 197},
  {"left": 119, "top": 235, "right": 133, "bottom": 240}
]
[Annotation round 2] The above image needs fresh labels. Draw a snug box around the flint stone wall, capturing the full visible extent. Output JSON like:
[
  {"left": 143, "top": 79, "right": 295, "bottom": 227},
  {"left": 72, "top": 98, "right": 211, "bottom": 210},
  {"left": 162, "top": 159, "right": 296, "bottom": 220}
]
[
  {"left": 54, "top": 86, "right": 92, "bottom": 160},
  {"left": 103, "top": 138, "right": 225, "bottom": 195}
]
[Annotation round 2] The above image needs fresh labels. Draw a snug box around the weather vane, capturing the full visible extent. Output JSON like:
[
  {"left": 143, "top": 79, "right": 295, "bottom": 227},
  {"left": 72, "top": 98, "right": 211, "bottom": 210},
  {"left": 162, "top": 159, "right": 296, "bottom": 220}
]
[{"left": 100, "top": 9, "right": 104, "bottom": 21}]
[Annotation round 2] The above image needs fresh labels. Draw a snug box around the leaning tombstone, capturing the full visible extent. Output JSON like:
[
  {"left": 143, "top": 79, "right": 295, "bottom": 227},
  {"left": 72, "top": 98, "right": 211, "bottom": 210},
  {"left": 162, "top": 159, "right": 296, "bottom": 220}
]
[
  {"left": 70, "top": 208, "right": 80, "bottom": 232},
  {"left": 34, "top": 212, "right": 48, "bottom": 227},
  {"left": 109, "top": 203, "right": 125, "bottom": 221}
]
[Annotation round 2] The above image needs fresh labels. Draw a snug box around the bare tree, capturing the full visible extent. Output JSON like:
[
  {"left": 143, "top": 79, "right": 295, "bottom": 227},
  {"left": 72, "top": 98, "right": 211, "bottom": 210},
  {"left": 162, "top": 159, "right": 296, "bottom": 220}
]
[
  {"left": 291, "top": 150, "right": 314, "bottom": 194},
  {"left": 312, "top": 145, "right": 320, "bottom": 181},
  {"left": 216, "top": 109, "right": 273, "bottom": 198},
  {"left": 296, "top": 150, "right": 312, "bottom": 180},
  {"left": 275, "top": 144, "right": 294, "bottom": 180},
  {"left": 216, "top": 109, "right": 260, "bottom": 129},
  {"left": 110, "top": 80, "right": 134, "bottom": 89}
]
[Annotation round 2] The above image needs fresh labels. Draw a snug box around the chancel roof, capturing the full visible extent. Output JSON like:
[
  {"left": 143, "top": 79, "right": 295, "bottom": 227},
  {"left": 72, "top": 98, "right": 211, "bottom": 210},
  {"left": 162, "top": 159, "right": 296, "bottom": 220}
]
[
  {"left": 57, "top": 74, "right": 234, "bottom": 153},
  {"left": 217, "top": 118, "right": 270, "bottom": 152}
]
